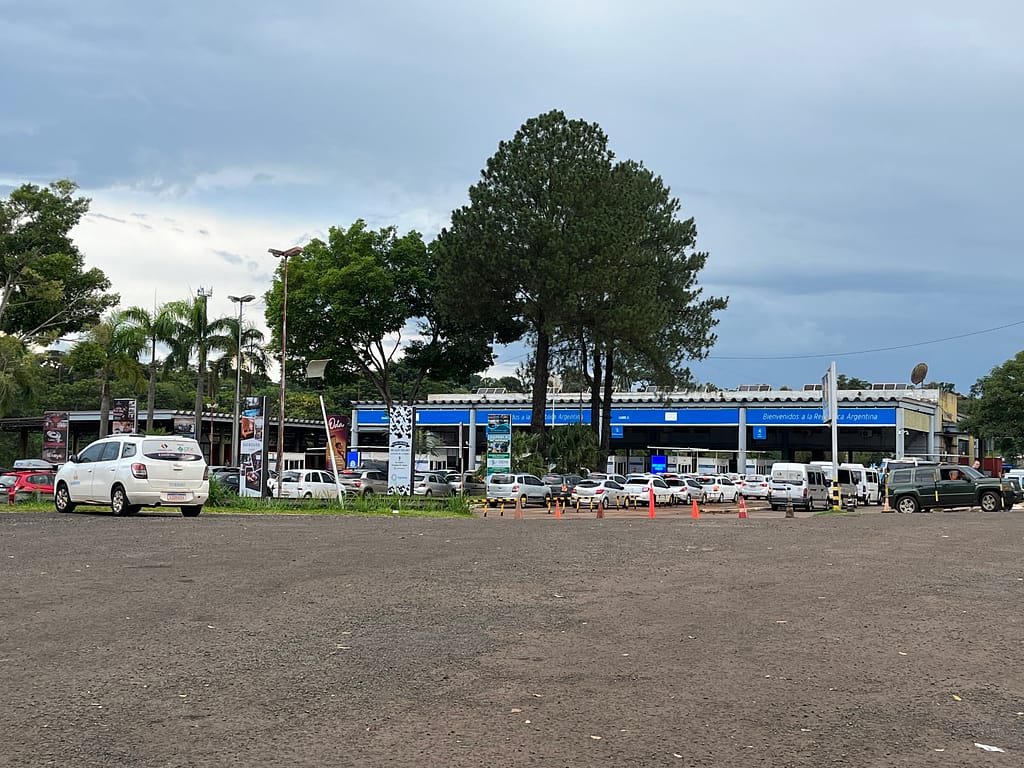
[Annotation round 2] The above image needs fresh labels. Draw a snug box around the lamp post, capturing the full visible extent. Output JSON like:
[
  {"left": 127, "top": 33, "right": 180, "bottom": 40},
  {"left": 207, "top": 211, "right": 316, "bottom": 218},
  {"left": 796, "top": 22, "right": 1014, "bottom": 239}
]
[
  {"left": 227, "top": 294, "right": 255, "bottom": 467},
  {"left": 269, "top": 246, "right": 303, "bottom": 497}
]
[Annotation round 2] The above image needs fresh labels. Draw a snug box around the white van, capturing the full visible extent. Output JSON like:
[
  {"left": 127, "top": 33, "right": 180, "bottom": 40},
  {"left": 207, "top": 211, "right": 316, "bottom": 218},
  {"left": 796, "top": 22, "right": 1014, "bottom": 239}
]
[
  {"left": 769, "top": 462, "right": 830, "bottom": 511},
  {"left": 844, "top": 464, "right": 881, "bottom": 505},
  {"left": 809, "top": 462, "right": 858, "bottom": 507}
]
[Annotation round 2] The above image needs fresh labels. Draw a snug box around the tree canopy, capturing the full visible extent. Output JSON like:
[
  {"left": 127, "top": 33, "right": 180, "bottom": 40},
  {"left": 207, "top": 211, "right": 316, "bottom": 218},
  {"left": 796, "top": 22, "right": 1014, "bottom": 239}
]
[
  {"left": 436, "top": 109, "right": 727, "bottom": 453},
  {"left": 962, "top": 352, "right": 1024, "bottom": 459},
  {"left": 265, "top": 221, "right": 491, "bottom": 411},
  {"left": 0, "top": 180, "right": 118, "bottom": 342}
]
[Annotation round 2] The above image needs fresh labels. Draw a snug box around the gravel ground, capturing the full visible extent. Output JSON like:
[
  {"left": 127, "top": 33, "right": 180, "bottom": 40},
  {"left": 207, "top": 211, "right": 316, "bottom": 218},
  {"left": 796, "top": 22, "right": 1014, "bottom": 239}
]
[{"left": 2, "top": 508, "right": 1023, "bottom": 767}]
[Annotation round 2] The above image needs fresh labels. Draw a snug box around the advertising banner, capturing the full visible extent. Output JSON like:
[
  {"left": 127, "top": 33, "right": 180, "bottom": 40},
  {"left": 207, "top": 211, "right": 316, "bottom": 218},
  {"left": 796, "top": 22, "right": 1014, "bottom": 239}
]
[
  {"left": 173, "top": 417, "right": 194, "bottom": 436},
  {"left": 485, "top": 413, "right": 512, "bottom": 475},
  {"left": 325, "top": 414, "right": 349, "bottom": 475},
  {"left": 42, "top": 411, "right": 69, "bottom": 465},
  {"left": 387, "top": 406, "right": 414, "bottom": 495},
  {"left": 110, "top": 398, "right": 137, "bottom": 434},
  {"left": 239, "top": 396, "right": 268, "bottom": 497}
]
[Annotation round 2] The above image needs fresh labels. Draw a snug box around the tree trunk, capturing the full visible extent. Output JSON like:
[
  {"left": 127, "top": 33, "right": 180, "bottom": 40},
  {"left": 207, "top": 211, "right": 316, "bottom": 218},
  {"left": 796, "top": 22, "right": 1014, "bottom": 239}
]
[
  {"left": 98, "top": 374, "right": 111, "bottom": 439},
  {"left": 530, "top": 326, "right": 551, "bottom": 452},
  {"left": 600, "top": 347, "right": 614, "bottom": 457},
  {"left": 146, "top": 339, "right": 157, "bottom": 434},
  {"left": 193, "top": 350, "right": 205, "bottom": 439},
  {"left": 590, "top": 346, "right": 602, "bottom": 437}
]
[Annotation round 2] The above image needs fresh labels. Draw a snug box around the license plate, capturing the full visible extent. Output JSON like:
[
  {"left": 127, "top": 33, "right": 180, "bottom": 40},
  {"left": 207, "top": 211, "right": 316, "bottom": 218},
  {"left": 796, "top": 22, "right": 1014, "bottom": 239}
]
[{"left": 165, "top": 493, "right": 188, "bottom": 502}]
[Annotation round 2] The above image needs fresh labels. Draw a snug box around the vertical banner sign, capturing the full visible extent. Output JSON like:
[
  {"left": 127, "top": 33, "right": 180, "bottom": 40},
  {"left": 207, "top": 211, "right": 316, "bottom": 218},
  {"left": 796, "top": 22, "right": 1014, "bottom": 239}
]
[
  {"left": 485, "top": 414, "right": 512, "bottom": 476},
  {"left": 387, "top": 406, "right": 414, "bottom": 495},
  {"left": 325, "top": 414, "right": 349, "bottom": 473},
  {"left": 239, "top": 396, "right": 268, "bottom": 497},
  {"left": 42, "top": 411, "right": 69, "bottom": 465},
  {"left": 110, "top": 398, "right": 137, "bottom": 434}
]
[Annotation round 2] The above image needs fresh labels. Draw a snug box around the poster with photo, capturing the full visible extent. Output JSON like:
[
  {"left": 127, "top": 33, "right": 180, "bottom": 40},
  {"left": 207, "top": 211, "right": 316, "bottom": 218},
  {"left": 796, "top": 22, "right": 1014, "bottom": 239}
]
[
  {"left": 42, "top": 410, "right": 69, "bottom": 465},
  {"left": 240, "top": 396, "right": 268, "bottom": 497},
  {"left": 325, "top": 414, "right": 349, "bottom": 475},
  {"left": 485, "top": 413, "right": 512, "bottom": 475},
  {"left": 110, "top": 398, "right": 137, "bottom": 434}
]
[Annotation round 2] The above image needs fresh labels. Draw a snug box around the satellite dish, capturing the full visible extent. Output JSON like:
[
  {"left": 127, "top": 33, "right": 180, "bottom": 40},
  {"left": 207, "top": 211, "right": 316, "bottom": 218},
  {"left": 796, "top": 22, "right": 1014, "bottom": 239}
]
[{"left": 910, "top": 362, "right": 929, "bottom": 386}]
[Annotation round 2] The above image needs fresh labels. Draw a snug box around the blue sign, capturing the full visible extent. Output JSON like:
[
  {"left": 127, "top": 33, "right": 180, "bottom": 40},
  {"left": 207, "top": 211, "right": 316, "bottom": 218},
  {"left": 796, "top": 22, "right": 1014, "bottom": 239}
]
[
  {"left": 746, "top": 407, "right": 896, "bottom": 426},
  {"left": 650, "top": 454, "right": 668, "bottom": 474},
  {"left": 752, "top": 425, "right": 767, "bottom": 440},
  {"left": 609, "top": 408, "right": 739, "bottom": 426},
  {"left": 346, "top": 450, "right": 360, "bottom": 468},
  {"left": 611, "top": 425, "right": 624, "bottom": 439}
]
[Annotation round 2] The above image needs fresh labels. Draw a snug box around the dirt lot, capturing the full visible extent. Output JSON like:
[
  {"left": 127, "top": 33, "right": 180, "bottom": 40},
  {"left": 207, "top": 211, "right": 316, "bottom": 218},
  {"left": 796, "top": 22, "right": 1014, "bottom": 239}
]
[{"left": 3, "top": 508, "right": 1023, "bottom": 767}]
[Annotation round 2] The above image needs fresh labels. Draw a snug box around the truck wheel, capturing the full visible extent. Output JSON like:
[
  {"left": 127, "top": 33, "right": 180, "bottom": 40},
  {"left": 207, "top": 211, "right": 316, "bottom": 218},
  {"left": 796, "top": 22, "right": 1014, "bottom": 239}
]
[
  {"left": 896, "top": 495, "right": 919, "bottom": 514},
  {"left": 979, "top": 490, "right": 1001, "bottom": 512}
]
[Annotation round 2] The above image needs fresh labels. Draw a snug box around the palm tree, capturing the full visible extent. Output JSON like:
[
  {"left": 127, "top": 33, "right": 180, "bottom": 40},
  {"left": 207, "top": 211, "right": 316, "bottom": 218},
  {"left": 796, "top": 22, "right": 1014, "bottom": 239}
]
[
  {"left": 163, "top": 294, "right": 234, "bottom": 437},
  {"left": 122, "top": 303, "right": 176, "bottom": 434},
  {"left": 66, "top": 310, "right": 147, "bottom": 437},
  {"left": 0, "top": 336, "right": 41, "bottom": 417}
]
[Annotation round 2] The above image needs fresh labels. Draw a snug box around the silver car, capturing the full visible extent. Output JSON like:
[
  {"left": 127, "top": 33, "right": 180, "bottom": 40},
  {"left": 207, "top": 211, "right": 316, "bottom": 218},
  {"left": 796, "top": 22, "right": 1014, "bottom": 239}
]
[
  {"left": 413, "top": 472, "right": 453, "bottom": 496},
  {"left": 485, "top": 473, "right": 552, "bottom": 506},
  {"left": 571, "top": 478, "right": 629, "bottom": 509}
]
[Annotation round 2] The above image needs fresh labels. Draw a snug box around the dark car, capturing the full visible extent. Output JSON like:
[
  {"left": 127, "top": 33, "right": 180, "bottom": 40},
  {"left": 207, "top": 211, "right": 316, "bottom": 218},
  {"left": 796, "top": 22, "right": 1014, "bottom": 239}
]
[
  {"left": 542, "top": 473, "right": 584, "bottom": 500},
  {"left": 887, "top": 463, "right": 1006, "bottom": 513}
]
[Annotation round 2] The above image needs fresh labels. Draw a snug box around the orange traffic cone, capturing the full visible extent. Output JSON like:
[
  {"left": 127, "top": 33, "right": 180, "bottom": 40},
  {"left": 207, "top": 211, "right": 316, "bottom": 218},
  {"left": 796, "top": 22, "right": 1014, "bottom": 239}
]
[
  {"left": 648, "top": 486, "right": 656, "bottom": 519},
  {"left": 554, "top": 498, "right": 562, "bottom": 519},
  {"left": 691, "top": 498, "right": 700, "bottom": 520},
  {"left": 514, "top": 495, "right": 523, "bottom": 520},
  {"left": 738, "top": 496, "right": 748, "bottom": 519}
]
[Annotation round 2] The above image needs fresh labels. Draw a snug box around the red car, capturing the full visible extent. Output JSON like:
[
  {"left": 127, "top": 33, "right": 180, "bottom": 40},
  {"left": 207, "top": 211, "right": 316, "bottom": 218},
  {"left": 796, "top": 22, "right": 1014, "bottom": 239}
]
[{"left": 1, "top": 470, "right": 56, "bottom": 503}]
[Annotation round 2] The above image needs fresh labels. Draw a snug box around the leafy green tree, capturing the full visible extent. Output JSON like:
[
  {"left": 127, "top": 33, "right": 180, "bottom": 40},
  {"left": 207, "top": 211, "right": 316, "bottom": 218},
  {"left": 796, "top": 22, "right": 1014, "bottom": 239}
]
[
  {"left": 963, "top": 353, "right": 1024, "bottom": 458},
  {"left": 163, "top": 294, "right": 233, "bottom": 437},
  {"left": 0, "top": 180, "right": 118, "bottom": 342},
  {"left": 546, "top": 423, "right": 599, "bottom": 474},
  {"left": 266, "top": 220, "right": 490, "bottom": 412},
  {"left": 837, "top": 374, "right": 872, "bottom": 389},
  {"left": 436, "top": 110, "right": 617, "bottom": 449},
  {"left": 66, "top": 311, "right": 146, "bottom": 437}
]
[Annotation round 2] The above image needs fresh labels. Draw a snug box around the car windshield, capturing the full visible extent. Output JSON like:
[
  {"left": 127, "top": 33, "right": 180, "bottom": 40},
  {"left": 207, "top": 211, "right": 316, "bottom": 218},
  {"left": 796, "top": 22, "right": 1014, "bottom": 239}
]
[
  {"left": 960, "top": 465, "right": 985, "bottom": 480},
  {"left": 280, "top": 471, "right": 301, "bottom": 482},
  {"left": 489, "top": 475, "right": 513, "bottom": 484},
  {"left": 773, "top": 470, "right": 805, "bottom": 484},
  {"left": 0, "top": 476, "right": 16, "bottom": 488},
  {"left": 576, "top": 480, "right": 599, "bottom": 488}
]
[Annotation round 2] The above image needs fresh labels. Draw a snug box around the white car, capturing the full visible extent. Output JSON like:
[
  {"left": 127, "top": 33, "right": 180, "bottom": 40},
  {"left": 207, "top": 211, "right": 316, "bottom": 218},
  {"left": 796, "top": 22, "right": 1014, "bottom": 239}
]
[
  {"left": 571, "top": 478, "right": 629, "bottom": 509},
  {"left": 739, "top": 474, "right": 771, "bottom": 499},
  {"left": 54, "top": 435, "right": 209, "bottom": 516},
  {"left": 698, "top": 475, "right": 740, "bottom": 503},
  {"left": 268, "top": 469, "right": 341, "bottom": 499},
  {"left": 623, "top": 476, "right": 678, "bottom": 505}
]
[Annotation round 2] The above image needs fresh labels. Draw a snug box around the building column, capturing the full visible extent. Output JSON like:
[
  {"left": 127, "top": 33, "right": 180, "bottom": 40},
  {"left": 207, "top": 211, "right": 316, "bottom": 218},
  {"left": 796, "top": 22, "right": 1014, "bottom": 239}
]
[
  {"left": 895, "top": 407, "right": 905, "bottom": 459},
  {"left": 350, "top": 410, "right": 360, "bottom": 454},
  {"left": 468, "top": 406, "right": 478, "bottom": 471},
  {"left": 928, "top": 407, "right": 939, "bottom": 461},
  {"left": 737, "top": 407, "right": 747, "bottom": 474}
]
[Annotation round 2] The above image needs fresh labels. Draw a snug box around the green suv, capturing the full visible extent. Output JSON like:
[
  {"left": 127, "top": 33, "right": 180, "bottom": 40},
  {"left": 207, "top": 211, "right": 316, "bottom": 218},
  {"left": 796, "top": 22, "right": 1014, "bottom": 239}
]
[{"left": 886, "top": 464, "right": 1006, "bottom": 513}]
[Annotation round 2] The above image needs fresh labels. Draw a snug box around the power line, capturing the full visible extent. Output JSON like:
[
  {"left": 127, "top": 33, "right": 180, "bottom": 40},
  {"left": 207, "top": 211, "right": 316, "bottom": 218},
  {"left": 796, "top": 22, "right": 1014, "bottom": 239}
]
[{"left": 710, "top": 319, "right": 1024, "bottom": 361}]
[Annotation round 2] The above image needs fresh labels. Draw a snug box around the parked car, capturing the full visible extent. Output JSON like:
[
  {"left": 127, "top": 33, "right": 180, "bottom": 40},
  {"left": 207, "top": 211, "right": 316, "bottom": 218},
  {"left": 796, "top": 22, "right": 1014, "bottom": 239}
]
[
  {"left": 542, "top": 473, "right": 585, "bottom": 501},
  {"left": 54, "top": 435, "right": 209, "bottom": 516},
  {"left": 211, "top": 468, "right": 240, "bottom": 494},
  {"left": 268, "top": 469, "right": 341, "bottom": 499},
  {"left": 623, "top": 475, "right": 678, "bottom": 505},
  {"left": 337, "top": 468, "right": 388, "bottom": 496},
  {"left": 413, "top": 472, "right": 453, "bottom": 496},
  {"left": 682, "top": 477, "right": 708, "bottom": 503},
  {"left": 587, "top": 472, "right": 629, "bottom": 486},
  {"left": 571, "top": 478, "right": 629, "bottom": 509},
  {"left": 0, "top": 470, "right": 56, "bottom": 502},
  {"left": 887, "top": 464, "right": 1006, "bottom": 513},
  {"left": 485, "top": 473, "right": 552, "bottom": 505},
  {"left": 738, "top": 474, "right": 771, "bottom": 499},
  {"left": 448, "top": 472, "right": 486, "bottom": 496},
  {"left": 697, "top": 475, "right": 739, "bottom": 503}
]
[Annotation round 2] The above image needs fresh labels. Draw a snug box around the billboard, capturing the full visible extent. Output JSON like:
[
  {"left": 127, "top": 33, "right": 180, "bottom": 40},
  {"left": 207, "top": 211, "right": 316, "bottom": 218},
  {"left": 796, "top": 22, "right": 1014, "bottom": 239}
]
[
  {"left": 42, "top": 411, "right": 69, "bottom": 465},
  {"left": 239, "top": 396, "right": 268, "bottom": 497},
  {"left": 111, "top": 398, "right": 137, "bottom": 434},
  {"left": 325, "top": 414, "right": 349, "bottom": 475},
  {"left": 387, "top": 406, "right": 414, "bottom": 495},
  {"left": 485, "top": 413, "right": 512, "bottom": 475}
]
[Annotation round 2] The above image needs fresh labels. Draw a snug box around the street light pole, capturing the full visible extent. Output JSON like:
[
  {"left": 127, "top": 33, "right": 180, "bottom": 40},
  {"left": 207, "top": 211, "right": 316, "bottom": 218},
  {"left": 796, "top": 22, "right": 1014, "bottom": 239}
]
[
  {"left": 227, "top": 294, "right": 255, "bottom": 467},
  {"left": 269, "top": 246, "right": 302, "bottom": 498}
]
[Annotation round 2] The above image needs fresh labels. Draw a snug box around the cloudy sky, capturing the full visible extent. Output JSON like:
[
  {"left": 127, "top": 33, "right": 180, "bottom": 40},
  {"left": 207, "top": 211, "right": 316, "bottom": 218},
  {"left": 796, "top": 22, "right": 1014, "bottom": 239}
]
[{"left": 4, "top": 0, "right": 1022, "bottom": 393}]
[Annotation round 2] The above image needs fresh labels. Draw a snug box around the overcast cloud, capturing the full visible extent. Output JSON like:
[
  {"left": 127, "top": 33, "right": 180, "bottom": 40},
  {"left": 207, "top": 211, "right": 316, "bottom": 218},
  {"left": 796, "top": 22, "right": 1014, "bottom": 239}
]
[{"left": 3, "top": 0, "right": 1022, "bottom": 392}]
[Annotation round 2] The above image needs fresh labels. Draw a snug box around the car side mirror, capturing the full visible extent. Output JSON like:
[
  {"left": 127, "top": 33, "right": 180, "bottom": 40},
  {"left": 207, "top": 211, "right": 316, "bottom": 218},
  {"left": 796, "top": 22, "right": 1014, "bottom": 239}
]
[{"left": 67, "top": 454, "right": 78, "bottom": 463}]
